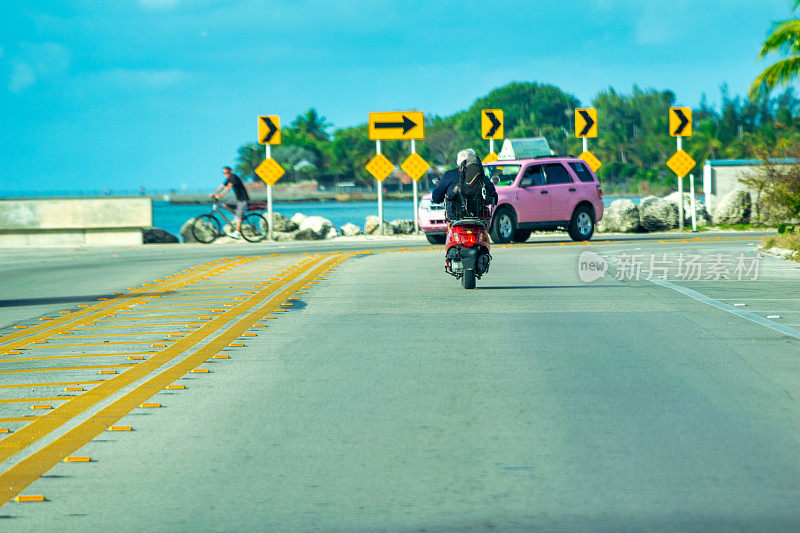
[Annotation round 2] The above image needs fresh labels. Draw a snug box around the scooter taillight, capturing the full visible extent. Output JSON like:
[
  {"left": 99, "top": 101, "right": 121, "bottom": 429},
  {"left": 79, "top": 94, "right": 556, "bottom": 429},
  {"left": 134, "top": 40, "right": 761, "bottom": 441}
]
[{"left": 457, "top": 231, "right": 477, "bottom": 246}]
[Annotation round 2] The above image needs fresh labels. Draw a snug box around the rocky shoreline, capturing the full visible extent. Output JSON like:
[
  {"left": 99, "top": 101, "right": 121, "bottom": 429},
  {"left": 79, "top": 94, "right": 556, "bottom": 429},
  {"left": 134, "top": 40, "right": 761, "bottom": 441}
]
[
  {"left": 598, "top": 188, "right": 752, "bottom": 233},
  {"left": 143, "top": 188, "right": 757, "bottom": 243}
]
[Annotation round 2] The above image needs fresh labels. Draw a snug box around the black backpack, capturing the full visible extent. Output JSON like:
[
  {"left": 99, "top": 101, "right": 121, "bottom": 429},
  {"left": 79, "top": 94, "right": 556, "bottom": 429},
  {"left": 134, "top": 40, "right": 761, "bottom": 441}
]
[{"left": 456, "top": 153, "right": 485, "bottom": 217}]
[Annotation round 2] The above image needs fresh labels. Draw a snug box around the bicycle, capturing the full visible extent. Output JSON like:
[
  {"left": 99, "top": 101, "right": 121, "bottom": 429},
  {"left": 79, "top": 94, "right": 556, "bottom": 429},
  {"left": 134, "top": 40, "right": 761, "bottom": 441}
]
[{"left": 191, "top": 200, "right": 269, "bottom": 243}]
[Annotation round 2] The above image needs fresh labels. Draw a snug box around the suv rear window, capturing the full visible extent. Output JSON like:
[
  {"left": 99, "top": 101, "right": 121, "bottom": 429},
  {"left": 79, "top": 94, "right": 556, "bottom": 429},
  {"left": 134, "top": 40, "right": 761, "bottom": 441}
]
[
  {"left": 484, "top": 164, "right": 520, "bottom": 186},
  {"left": 568, "top": 161, "right": 596, "bottom": 183},
  {"left": 543, "top": 163, "right": 574, "bottom": 185}
]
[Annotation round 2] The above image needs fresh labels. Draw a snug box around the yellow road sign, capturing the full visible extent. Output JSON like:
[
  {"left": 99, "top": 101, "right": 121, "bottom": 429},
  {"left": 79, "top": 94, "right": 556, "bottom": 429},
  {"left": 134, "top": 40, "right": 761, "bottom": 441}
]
[
  {"left": 400, "top": 152, "right": 430, "bottom": 181},
  {"left": 483, "top": 152, "right": 498, "bottom": 163},
  {"left": 258, "top": 115, "right": 281, "bottom": 145},
  {"left": 579, "top": 150, "right": 602, "bottom": 172},
  {"left": 669, "top": 107, "right": 692, "bottom": 137},
  {"left": 365, "top": 153, "right": 394, "bottom": 182},
  {"left": 255, "top": 157, "right": 285, "bottom": 185},
  {"left": 368, "top": 111, "right": 424, "bottom": 140},
  {"left": 666, "top": 149, "right": 696, "bottom": 177},
  {"left": 481, "top": 109, "right": 503, "bottom": 139},
  {"left": 575, "top": 108, "right": 598, "bottom": 138}
]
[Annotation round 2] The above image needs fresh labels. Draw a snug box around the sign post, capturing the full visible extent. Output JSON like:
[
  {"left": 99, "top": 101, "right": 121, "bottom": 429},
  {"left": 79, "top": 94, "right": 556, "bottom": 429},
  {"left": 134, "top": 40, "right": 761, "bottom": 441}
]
[
  {"left": 256, "top": 115, "right": 283, "bottom": 240},
  {"left": 575, "top": 108, "right": 601, "bottom": 172},
  {"left": 367, "top": 111, "right": 425, "bottom": 235},
  {"left": 401, "top": 140, "right": 431, "bottom": 234},
  {"left": 689, "top": 173, "right": 697, "bottom": 232},
  {"left": 481, "top": 109, "right": 503, "bottom": 163},
  {"left": 669, "top": 107, "right": 694, "bottom": 232}
]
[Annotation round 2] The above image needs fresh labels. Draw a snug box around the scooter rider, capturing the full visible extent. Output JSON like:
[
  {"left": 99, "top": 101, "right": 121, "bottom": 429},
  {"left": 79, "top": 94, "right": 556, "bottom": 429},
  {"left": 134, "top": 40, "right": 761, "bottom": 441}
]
[{"left": 431, "top": 149, "right": 497, "bottom": 212}]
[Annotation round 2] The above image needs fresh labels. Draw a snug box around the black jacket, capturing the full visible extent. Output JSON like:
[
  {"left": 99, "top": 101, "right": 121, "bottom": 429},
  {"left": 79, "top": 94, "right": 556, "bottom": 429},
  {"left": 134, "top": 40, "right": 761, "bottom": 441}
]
[{"left": 431, "top": 168, "right": 497, "bottom": 204}]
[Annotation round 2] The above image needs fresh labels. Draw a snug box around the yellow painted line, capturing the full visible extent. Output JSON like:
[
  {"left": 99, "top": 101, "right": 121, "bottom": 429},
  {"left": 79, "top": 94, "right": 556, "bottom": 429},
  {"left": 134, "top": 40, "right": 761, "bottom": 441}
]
[
  {"left": 127, "top": 356, "right": 145, "bottom": 361},
  {"left": 213, "top": 354, "right": 229, "bottom": 359},
  {"left": 0, "top": 352, "right": 155, "bottom": 363},
  {"left": 0, "top": 398, "right": 66, "bottom": 404},
  {"left": 165, "top": 384, "right": 186, "bottom": 390},
  {"left": 0, "top": 364, "right": 135, "bottom": 375},
  {"left": 0, "top": 259, "right": 242, "bottom": 350},
  {"left": 0, "top": 255, "right": 341, "bottom": 504},
  {"left": 63, "top": 457, "right": 91, "bottom": 462},
  {"left": 30, "top": 405, "right": 53, "bottom": 410},
  {"left": 228, "top": 343, "right": 244, "bottom": 347},
  {"left": 12, "top": 326, "right": 28, "bottom": 329},
  {"left": 76, "top": 323, "right": 201, "bottom": 330},
  {"left": 99, "top": 370, "right": 117, "bottom": 375},
  {"left": 64, "top": 387, "right": 84, "bottom": 392},
  {"left": 0, "top": 417, "right": 40, "bottom": 423},
  {"left": 0, "top": 381, "right": 104, "bottom": 390},
  {"left": 139, "top": 403, "right": 161, "bottom": 408},
  {"left": 191, "top": 369, "right": 210, "bottom": 374},
  {"left": 21, "top": 340, "right": 174, "bottom": 349},
  {"left": 51, "top": 332, "right": 187, "bottom": 339},
  {"left": 108, "top": 426, "right": 131, "bottom": 432},
  {"left": 241, "top": 333, "right": 256, "bottom": 337},
  {"left": 94, "top": 315, "right": 214, "bottom": 321}
]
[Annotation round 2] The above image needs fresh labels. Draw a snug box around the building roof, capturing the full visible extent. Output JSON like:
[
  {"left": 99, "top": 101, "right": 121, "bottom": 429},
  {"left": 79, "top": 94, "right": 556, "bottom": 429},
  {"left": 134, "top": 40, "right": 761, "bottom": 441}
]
[{"left": 706, "top": 158, "right": 798, "bottom": 166}]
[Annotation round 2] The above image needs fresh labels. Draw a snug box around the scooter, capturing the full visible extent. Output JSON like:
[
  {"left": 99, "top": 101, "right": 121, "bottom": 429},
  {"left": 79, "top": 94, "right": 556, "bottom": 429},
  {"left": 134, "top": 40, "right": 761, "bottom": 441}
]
[{"left": 444, "top": 203, "right": 493, "bottom": 289}]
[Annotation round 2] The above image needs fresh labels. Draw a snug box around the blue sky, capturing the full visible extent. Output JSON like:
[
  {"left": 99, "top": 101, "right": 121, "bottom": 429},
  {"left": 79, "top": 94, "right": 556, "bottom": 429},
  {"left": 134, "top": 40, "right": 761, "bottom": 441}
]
[{"left": 0, "top": 0, "right": 794, "bottom": 193}]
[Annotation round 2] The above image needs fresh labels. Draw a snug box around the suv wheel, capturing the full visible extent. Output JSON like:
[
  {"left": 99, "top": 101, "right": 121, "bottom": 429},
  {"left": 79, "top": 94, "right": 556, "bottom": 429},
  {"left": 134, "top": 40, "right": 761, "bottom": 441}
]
[
  {"left": 425, "top": 233, "right": 446, "bottom": 245},
  {"left": 568, "top": 206, "right": 595, "bottom": 241},
  {"left": 489, "top": 207, "right": 516, "bottom": 244},
  {"left": 512, "top": 229, "right": 532, "bottom": 243}
]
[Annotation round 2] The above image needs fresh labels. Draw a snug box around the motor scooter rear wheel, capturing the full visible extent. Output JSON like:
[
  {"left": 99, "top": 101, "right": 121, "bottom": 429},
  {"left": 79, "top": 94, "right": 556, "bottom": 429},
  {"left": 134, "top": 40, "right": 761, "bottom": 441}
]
[{"left": 461, "top": 269, "right": 476, "bottom": 289}]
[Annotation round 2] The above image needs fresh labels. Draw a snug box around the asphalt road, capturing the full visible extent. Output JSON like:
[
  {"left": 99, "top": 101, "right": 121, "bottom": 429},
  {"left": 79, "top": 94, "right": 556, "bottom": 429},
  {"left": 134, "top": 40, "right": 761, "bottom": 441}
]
[{"left": 1, "top": 231, "right": 799, "bottom": 531}]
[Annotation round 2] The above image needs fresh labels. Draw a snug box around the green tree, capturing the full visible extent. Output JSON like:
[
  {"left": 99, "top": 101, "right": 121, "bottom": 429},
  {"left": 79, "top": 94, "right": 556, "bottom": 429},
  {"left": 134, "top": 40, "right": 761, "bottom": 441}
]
[
  {"left": 291, "top": 108, "right": 333, "bottom": 142},
  {"left": 235, "top": 142, "right": 265, "bottom": 182},
  {"left": 750, "top": 1, "right": 800, "bottom": 99}
]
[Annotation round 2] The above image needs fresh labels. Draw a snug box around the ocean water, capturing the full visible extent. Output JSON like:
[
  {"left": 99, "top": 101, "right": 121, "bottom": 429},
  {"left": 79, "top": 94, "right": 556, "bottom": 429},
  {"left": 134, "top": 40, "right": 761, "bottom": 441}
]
[{"left": 153, "top": 197, "right": 643, "bottom": 241}]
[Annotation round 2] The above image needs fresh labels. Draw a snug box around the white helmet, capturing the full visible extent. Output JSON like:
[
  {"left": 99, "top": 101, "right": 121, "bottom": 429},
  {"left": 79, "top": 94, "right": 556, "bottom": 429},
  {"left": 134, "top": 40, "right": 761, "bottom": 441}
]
[{"left": 456, "top": 149, "right": 476, "bottom": 166}]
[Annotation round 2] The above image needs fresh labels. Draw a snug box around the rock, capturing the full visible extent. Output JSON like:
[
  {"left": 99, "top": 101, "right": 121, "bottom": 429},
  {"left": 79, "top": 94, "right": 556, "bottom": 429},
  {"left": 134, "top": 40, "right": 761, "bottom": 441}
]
[
  {"left": 712, "top": 189, "right": 752, "bottom": 225},
  {"left": 293, "top": 228, "right": 320, "bottom": 240},
  {"left": 596, "top": 199, "right": 640, "bottom": 233},
  {"left": 340, "top": 223, "right": 362, "bottom": 237},
  {"left": 662, "top": 192, "right": 711, "bottom": 227},
  {"left": 143, "top": 227, "right": 178, "bottom": 244},
  {"left": 297, "top": 216, "right": 334, "bottom": 239},
  {"left": 180, "top": 217, "right": 215, "bottom": 243},
  {"left": 364, "top": 215, "right": 394, "bottom": 235},
  {"left": 324, "top": 227, "right": 338, "bottom": 239},
  {"left": 290, "top": 213, "right": 308, "bottom": 226},
  {"left": 639, "top": 196, "right": 678, "bottom": 232},
  {"left": 273, "top": 231, "right": 299, "bottom": 242},
  {"left": 271, "top": 213, "right": 298, "bottom": 232},
  {"left": 390, "top": 219, "right": 416, "bottom": 234}
]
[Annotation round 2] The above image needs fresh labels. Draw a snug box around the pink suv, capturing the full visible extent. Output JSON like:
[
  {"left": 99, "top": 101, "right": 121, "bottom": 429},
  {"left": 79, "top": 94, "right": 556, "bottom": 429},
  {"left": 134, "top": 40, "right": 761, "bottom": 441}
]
[{"left": 419, "top": 156, "right": 604, "bottom": 244}]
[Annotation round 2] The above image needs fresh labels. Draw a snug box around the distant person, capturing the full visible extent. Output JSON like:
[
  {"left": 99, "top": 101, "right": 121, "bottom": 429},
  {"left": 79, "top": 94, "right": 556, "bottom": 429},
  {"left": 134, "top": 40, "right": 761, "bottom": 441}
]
[
  {"left": 210, "top": 166, "right": 250, "bottom": 239},
  {"left": 432, "top": 149, "right": 497, "bottom": 219}
]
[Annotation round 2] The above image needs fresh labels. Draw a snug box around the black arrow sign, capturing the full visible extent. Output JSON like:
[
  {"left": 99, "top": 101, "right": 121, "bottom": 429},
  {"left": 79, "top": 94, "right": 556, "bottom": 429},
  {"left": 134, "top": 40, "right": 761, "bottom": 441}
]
[
  {"left": 672, "top": 108, "right": 690, "bottom": 135},
  {"left": 374, "top": 115, "right": 417, "bottom": 134},
  {"left": 485, "top": 111, "right": 501, "bottom": 137},
  {"left": 578, "top": 109, "right": 595, "bottom": 137},
  {"left": 260, "top": 116, "right": 278, "bottom": 143}
]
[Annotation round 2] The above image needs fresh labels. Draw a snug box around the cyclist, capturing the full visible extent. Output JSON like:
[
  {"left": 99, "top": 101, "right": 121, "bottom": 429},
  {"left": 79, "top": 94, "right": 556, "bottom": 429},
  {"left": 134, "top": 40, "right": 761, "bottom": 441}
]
[{"left": 210, "top": 166, "right": 249, "bottom": 239}]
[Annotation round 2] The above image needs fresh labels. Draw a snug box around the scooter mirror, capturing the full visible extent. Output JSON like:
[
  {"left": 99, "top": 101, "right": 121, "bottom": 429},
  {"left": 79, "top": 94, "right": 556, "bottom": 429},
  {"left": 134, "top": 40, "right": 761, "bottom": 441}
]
[{"left": 491, "top": 176, "right": 500, "bottom": 185}]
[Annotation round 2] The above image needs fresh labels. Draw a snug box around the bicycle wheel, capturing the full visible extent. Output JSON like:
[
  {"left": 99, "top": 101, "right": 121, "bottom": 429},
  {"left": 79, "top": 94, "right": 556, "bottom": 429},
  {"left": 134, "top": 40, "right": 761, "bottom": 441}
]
[
  {"left": 240, "top": 213, "right": 268, "bottom": 242},
  {"left": 191, "top": 214, "right": 221, "bottom": 244}
]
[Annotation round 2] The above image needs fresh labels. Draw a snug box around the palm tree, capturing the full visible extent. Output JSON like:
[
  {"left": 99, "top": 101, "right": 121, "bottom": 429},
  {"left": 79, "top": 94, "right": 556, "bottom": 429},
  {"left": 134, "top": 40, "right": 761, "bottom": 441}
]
[
  {"left": 750, "top": 1, "right": 800, "bottom": 99},
  {"left": 236, "top": 143, "right": 264, "bottom": 182},
  {"left": 291, "top": 108, "right": 332, "bottom": 142}
]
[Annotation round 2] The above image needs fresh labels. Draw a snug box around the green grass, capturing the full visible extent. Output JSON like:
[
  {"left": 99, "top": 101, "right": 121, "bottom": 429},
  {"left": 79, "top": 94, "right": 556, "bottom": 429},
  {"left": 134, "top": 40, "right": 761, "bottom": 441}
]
[{"left": 762, "top": 232, "right": 800, "bottom": 262}]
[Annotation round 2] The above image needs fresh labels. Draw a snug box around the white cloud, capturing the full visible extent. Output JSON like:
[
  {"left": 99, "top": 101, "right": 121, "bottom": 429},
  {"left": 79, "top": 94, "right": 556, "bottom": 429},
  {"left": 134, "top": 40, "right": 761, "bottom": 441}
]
[
  {"left": 8, "top": 62, "right": 36, "bottom": 92},
  {"left": 6, "top": 42, "right": 72, "bottom": 92},
  {"left": 99, "top": 68, "right": 192, "bottom": 89},
  {"left": 138, "top": 0, "right": 180, "bottom": 10}
]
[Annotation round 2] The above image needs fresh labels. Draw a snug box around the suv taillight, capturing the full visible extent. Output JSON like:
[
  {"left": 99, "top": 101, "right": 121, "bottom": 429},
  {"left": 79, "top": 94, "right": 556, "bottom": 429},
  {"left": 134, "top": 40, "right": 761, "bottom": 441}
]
[{"left": 596, "top": 185, "right": 603, "bottom": 199}]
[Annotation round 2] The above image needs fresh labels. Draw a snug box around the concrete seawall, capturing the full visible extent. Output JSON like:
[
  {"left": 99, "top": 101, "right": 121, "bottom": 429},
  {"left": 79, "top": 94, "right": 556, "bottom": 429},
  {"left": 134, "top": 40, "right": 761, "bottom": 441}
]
[{"left": 0, "top": 198, "right": 152, "bottom": 246}]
